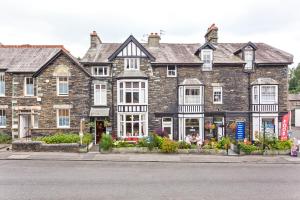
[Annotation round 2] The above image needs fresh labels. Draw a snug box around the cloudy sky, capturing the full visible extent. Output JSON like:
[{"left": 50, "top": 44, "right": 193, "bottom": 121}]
[{"left": 0, "top": 0, "right": 299, "bottom": 67}]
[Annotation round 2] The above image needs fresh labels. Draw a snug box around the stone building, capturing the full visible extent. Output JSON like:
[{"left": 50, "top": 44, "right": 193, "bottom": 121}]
[
  {"left": 81, "top": 24, "right": 293, "bottom": 142},
  {"left": 0, "top": 45, "right": 91, "bottom": 139}
]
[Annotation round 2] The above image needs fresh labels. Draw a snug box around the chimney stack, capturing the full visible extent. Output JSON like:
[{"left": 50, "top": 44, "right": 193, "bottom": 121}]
[
  {"left": 90, "top": 31, "right": 102, "bottom": 48},
  {"left": 148, "top": 33, "right": 160, "bottom": 47},
  {"left": 204, "top": 24, "right": 218, "bottom": 44}
]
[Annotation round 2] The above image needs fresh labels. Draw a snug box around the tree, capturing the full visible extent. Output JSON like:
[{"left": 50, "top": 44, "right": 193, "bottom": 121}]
[{"left": 289, "top": 63, "right": 300, "bottom": 93}]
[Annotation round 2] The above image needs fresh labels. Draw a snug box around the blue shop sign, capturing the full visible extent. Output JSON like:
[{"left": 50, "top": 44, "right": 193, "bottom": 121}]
[{"left": 235, "top": 121, "right": 245, "bottom": 140}]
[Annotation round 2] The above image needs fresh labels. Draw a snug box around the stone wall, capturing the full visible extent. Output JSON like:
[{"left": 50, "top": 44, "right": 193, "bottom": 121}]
[{"left": 12, "top": 140, "right": 80, "bottom": 152}]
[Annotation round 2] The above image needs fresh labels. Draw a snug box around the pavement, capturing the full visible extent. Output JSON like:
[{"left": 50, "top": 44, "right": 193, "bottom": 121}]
[{"left": 0, "top": 150, "right": 300, "bottom": 164}]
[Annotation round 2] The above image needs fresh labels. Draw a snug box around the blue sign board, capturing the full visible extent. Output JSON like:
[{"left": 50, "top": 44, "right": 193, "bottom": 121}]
[{"left": 235, "top": 121, "right": 245, "bottom": 140}]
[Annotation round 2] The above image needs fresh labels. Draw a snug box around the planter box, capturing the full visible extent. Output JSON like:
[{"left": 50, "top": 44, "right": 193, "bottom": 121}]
[{"left": 198, "top": 149, "right": 227, "bottom": 155}]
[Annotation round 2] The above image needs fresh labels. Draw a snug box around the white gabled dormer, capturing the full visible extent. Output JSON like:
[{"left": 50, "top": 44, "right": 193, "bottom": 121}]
[
  {"left": 234, "top": 41, "right": 257, "bottom": 70},
  {"left": 108, "top": 35, "right": 155, "bottom": 72},
  {"left": 195, "top": 42, "right": 216, "bottom": 71}
]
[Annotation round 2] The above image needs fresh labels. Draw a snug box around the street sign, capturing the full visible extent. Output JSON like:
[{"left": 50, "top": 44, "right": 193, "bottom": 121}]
[{"left": 235, "top": 121, "right": 245, "bottom": 140}]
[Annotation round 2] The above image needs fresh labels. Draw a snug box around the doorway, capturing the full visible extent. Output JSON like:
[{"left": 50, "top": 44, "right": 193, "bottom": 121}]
[
  {"left": 95, "top": 121, "right": 106, "bottom": 143},
  {"left": 19, "top": 114, "right": 31, "bottom": 138}
]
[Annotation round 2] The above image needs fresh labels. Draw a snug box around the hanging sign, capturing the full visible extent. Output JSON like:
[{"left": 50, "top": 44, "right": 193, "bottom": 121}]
[{"left": 235, "top": 121, "right": 245, "bottom": 140}]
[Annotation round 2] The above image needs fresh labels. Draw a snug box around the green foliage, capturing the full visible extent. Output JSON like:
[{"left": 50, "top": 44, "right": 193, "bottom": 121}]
[
  {"left": 238, "top": 142, "right": 259, "bottom": 154},
  {"left": 216, "top": 137, "right": 231, "bottom": 150},
  {"left": 289, "top": 63, "right": 300, "bottom": 93},
  {"left": 0, "top": 133, "right": 11, "bottom": 144},
  {"left": 100, "top": 134, "right": 113, "bottom": 151},
  {"left": 82, "top": 133, "right": 93, "bottom": 145},
  {"left": 161, "top": 137, "right": 178, "bottom": 153},
  {"left": 33, "top": 133, "right": 93, "bottom": 144},
  {"left": 152, "top": 133, "right": 163, "bottom": 149},
  {"left": 35, "top": 133, "right": 79, "bottom": 144},
  {"left": 178, "top": 141, "right": 191, "bottom": 149},
  {"left": 137, "top": 138, "right": 148, "bottom": 147}
]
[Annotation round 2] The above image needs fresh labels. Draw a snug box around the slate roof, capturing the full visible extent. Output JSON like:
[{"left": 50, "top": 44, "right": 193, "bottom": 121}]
[
  {"left": 0, "top": 45, "right": 88, "bottom": 75},
  {"left": 81, "top": 41, "right": 293, "bottom": 65},
  {"left": 0, "top": 45, "right": 64, "bottom": 72}
]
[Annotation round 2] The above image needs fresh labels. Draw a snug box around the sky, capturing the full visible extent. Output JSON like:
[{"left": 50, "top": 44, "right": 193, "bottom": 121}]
[{"left": 0, "top": 0, "right": 299, "bottom": 67}]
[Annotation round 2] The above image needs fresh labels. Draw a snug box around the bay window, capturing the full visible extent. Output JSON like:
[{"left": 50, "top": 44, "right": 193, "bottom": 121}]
[
  {"left": 185, "top": 88, "right": 201, "bottom": 104},
  {"left": 261, "top": 85, "right": 277, "bottom": 103},
  {"left": 118, "top": 80, "right": 147, "bottom": 104},
  {"left": 119, "top": 114, "right": 146, "bottom": 137},
  {"left": 252, "top": 86, "right": 259, "bottom": 104}
]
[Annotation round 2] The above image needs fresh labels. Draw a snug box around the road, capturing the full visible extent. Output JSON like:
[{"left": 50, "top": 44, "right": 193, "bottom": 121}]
[{"left": 0, "top": 160, "right": 299, "bottom": 200}]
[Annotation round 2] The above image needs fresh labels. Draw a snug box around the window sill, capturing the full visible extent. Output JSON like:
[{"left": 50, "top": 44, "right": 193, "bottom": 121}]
[
  {"left": 57, "top": 126, "right": 70, "bottom": 129},
  {"left": 167, "top": 76, "right": 177, "bottom": 78},
  {"left": 0, "top": 126, "right": 7, "bottom": 128},
  {"left": 202, "top": 69, "right": 212, "bottom": 72},
  {"left": 213, "top": 102, "right": 223, "bottom": 105},
  {"left": 57, "top": 94, "right": 69, "bottom": 97}
]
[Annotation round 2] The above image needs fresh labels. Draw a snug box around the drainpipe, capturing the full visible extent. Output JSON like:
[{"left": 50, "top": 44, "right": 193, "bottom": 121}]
[
  {"left": 247, "top": 72, "right": 251, "bottom": 141},
  {"left": 111, "top": 63, "right": 114, "bottom": 136},
  {"left": 176, "top": 66, "right": 179, "bottom": 141}
]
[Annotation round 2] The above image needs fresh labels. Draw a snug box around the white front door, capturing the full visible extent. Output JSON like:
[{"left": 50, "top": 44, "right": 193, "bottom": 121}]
[{"left": 19, "top": 115, "right": 30, "bottom": 138}]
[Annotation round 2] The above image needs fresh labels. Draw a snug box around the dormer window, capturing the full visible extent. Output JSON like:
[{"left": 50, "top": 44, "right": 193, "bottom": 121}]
[
  {"left": 92, "top": 66, "right": 109, "bottom": 76},
  {"left": 124, "top": 58, "right": 140, "bottom": 70},
  {"left": 244, "top": 48, "right": 254, "bottom": 70},
  {"left": 201, "top": 49, "right": 213, "bottom": 71}
]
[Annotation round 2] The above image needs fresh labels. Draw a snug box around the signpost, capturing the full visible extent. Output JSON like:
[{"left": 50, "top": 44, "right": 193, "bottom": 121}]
[{"left": 235, "top": 121, "right": 245, "bottom": 140}]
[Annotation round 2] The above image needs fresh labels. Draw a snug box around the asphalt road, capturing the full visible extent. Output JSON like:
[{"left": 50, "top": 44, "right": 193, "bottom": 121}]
[{"left": 0, "top": 160, "right": 299, "bottom": 200}]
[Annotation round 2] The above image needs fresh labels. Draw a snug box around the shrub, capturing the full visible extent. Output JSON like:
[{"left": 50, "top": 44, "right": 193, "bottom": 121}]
[
  {"left": 0, "top": 133, "right": 11, "bottom": 144},
  {"left": 238, "top": 142, "right": 259, "bottom": 154},
  {"left": 82, "top": 133, "right": 93, "bottom": 145},
  {"left": 272, "top": 140, "right": 292, "bottom": 150},
  {"left": 152, "top": 133, "right": 163, "bottom": 149},
  {"left": 178, "top": 141, "right": 191, "bottom": 149},
  {"left": 161, "top": 137, "right": 178, "bottom": 153},
  {"left": 216, "top": 137, "right": 231, "bottom": 150},
  {"left": 137, "top": 138, "right": 148, "bottom": 147},
  {"left": 100, "top": 134, "right": 113, "bottom": 151},
  {"left": 38, "top": 133, "right": 79, "bottom": 144}
]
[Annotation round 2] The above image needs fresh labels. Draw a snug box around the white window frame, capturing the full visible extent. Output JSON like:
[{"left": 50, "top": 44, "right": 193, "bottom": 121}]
[
  {"left": 117, "top": 80, "right": 148, "bottom": 105},
  {"left": 24, "top": 77, "right": 34, "bottom": 96},
  {"left": 57, "top": 77, "right": 69, "bottom": 96},
  {"left": 92, "top": 66, "right": 109, "bottom": 77},
  {"left": 252, "top": 85, "right": 259, "bottom": 104},
  {"left": 244, "top": 49, "right": 254, "bottom": 70},
  {"left": 118, "top": 113, "right": 147, "bottom": 138},
  {"left": 162, "top": 117, "right": 173, "bottom": 139},
  {"left": 94, "top": 84, "right": 107, "bottom": 105},
  {"left": 124, "top": 58, "right": 140, "bottom": 70},
  {"left": 0, "top": 73, "right": 5, "bottom": 96},
  {"left": 167, "top": 65, "right": 177, "bottom": 77},
  {"left": 0, "top": 109, "right": 6, "bottom": 128},
  {"left": 32, "top": 114, "right": 39, "bottom": 129},
  {"left": 260, "top": 85, "right": 278, "bottom": 104},
  {"left": 184, "top": 87, "right": 201, "bottom": 105},
  {"left": 213, "top": 86, "right": 223, "bottom": 104},
  {"left": 201, "top": 49, "right": 213, "bottom": 71},
  {"left": 57, "top": 109, "right": 70, "bottom": 128}
]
